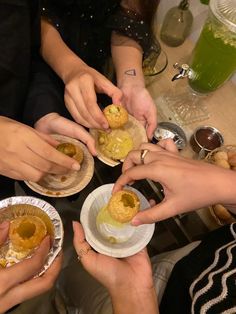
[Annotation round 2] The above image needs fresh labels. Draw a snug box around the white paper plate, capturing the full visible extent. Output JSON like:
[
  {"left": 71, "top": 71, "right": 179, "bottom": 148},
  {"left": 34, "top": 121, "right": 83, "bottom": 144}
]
[
  {"left": 89, "top": 115, "right": 148, "bottom": 167},
  {"left": 80, "top": 184, "right": 155, "bottom": 258}
]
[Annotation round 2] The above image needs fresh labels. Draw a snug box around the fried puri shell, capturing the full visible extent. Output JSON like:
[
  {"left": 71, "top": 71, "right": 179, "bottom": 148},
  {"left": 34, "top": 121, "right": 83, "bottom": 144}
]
[
  {"left": 108, "top": 190, "right": 140, "bottom": 223},
  {"left": 57, "top": 142, "right": 84, "bottom": 164},
  {"left": 104, "top": 104, "right": 128, "bottom": 129},
  {"left": 9, "top": 215, "right": 47, "bottom": 251}
]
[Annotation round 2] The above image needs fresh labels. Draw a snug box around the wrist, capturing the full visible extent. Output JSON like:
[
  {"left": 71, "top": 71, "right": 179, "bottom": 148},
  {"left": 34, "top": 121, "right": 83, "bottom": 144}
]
[
  {"left": 219, "top": 169, "right": 236, "bottom": 207},
  {"left": 110, "top": 286, "right": 158, "bottom": 314},
  {"left": 61, "top": 59, "right": 87, "bottom": 84},
  {"left": 118, "top": 76, "right": 145, "bottom": 92}
]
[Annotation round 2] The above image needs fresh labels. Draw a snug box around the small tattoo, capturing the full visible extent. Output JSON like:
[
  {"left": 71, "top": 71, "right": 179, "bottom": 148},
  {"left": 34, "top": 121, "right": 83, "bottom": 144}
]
[{"left": 124, "top": 69, "right": 136, "bottom": 76}]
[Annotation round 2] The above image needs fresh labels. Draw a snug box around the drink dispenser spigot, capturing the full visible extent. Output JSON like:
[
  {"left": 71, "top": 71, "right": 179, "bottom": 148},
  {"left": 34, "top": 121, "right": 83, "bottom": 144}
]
[{"left": 171, "top": 63, "right": 192, "bottom": 81}]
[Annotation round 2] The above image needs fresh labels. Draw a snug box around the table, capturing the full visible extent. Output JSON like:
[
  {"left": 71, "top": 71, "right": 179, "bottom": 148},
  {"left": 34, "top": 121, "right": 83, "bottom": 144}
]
[{"left": 146, "top": 36, "right": 236, "bottom": 231}]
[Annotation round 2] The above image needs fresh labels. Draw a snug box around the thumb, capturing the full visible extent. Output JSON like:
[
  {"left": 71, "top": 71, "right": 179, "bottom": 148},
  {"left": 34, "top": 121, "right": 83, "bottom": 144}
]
[
  {"left": 35, "top": 130, "right": 59, "bottom": 147},
  {"left": 131, "top": 200, "right": 177, "bottom": 225},
  {"left": 0, "top": 221, "right": 10, "bottom": 245}
]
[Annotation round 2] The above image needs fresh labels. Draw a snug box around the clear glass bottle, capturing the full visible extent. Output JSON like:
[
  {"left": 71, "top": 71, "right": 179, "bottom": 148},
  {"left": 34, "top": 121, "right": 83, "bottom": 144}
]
[{"left": 160, "top": 0, "right": 193, "bottom": 47}]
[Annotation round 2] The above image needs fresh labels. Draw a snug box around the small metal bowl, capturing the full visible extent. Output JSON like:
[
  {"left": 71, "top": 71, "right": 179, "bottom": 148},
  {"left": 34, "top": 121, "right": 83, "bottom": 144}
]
[{"left": 152, "top": 122, "right": 187, "bottom": 150}]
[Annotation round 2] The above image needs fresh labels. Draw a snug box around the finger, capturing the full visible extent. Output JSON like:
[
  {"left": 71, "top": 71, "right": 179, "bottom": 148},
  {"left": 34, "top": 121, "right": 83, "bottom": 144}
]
[
  {"left": 146, "top": 113, "right": 157, "bottom": 140},
  {"left": 114, "top": 163, "right": 159, "bottom": 193},
  {"left": 95, "top": 76, "right": 123, "bottom": 104},
  {"left": 149, "top": 199, "right": 156, "bottom": 207},
  {"left": 67, "top": 88, "right": 102, "bottom": 129},
  {"left": 23, "top": 149, "right": 70, "bottom": 176},
  {"left": 35, "top": 131, "right": 59, "bottom": 147},
  {"left": 80, "top": 83, "right": 109, "bottom": 129},
  {"left": 0, "top": 221, "right": 9, "bottom": 245},
  {"left": 157, "top": 139, "right": 178, "bottom": 154},
  {"left": 27, "top": 134, "right": 80, "bottom": 172},
  {"left": 17, "top": 161, "right": 45, "bottom": 182},
  {"left": 43, "top": 115, "right": 97, "bottom": 156},
  {"left": 139, "top": 143, "right": 164, "bottom": 152},
  {"left": 72, "top": 221, "right": 97, "bottom": 268},
  {"left": 2, "top": 254, "right": 62, "bottom": 311},
  {"left": 64, "top": 94, "right": 91, "bottom": 128},
  {"left": 122, "top": 150, "right": 161, "bottom": 173},
  {"left": 131, "top": 199, "right": 178, "bottom": 225},
  {"left": 2, "top": 237, "right": 50, "bottom": 290}
]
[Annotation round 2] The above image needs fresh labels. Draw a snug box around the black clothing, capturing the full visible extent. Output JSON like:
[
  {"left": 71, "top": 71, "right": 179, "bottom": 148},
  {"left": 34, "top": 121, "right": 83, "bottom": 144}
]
[
  {"left": 0, "top": 0, "right": 40, "bottom": 196},
  {"left": 160, "top": 223, "right": 236, "bottom": 314},
  {"left": 41, "top": 0, "right": 160, "bottom": 72},
  {"left": 23, "top": 0, "right": 160, "bottom": 126},
  {"left": 0, "top": 0, "right": 40, "bottom": 121}
]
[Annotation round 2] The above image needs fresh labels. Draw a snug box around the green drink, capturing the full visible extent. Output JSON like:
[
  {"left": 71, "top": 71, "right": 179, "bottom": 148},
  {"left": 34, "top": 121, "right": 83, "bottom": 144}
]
[{"left": 189, "top": 19, "right": 236, "bottom": 93}]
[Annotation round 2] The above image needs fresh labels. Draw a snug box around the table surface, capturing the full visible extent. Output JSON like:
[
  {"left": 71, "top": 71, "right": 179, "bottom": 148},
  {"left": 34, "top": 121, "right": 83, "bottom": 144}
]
[
  {"left": 146, "top": 36, "right": 236, "bottom": 231},
  {"left": 17, "top": 36, "right": 236, "bottom": 255}
]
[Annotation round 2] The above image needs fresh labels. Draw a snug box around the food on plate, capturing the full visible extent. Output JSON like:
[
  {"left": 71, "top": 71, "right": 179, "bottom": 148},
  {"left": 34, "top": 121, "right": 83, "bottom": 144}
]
[
  {"left": 96, "top": 190, "right": 140, "bottom": 243},
  {"left": 212, "top": 204, "right": 232, "bottom": 222},
  {"left": 9, "top": 215, "right": 47, "bottom": 254},
  {"left": 103, "top": 104, "right": 128, "bottom": 129},
  {"left": 57, "top": 142, "right": 84, "bottom": 164},
  {"left": 213, "top": 151, "right": 228, "bottom": 161},
  {"left": 214, "top": 159, "right": 231, "bottom": 169},
  {"left": 207, "top": 147, "right": 236, "bottom": 224},
  {"left": 108, "top": 190, "right": 140, "bottom": 223},
  {"left": 98, "top": 129, "right": 133, "bottom": 160},
  {"left": 96, "top": 205, "right": 135, "bottom": 243}
]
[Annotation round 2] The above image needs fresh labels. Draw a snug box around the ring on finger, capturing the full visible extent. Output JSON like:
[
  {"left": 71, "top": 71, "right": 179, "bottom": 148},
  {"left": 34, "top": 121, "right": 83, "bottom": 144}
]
[
  {"left": 77, "top": 247, "right": 92, "bottom": 262},
  {"left": 140, "top": 149, "right": 149, "bottom": 164}
]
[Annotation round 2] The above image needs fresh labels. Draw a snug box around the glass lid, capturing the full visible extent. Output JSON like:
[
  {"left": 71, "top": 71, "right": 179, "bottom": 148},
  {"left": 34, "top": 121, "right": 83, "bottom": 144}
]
[{"left": 210, "top": 0, "right": 236, "bottom": 32}]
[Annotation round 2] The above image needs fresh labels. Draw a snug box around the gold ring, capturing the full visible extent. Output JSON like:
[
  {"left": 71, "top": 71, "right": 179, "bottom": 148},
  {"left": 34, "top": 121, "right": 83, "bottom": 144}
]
[
  {"left": 140, "top": 149, "right": 149, "bottom": 164},
  {"left": 77, "top": 247, "right": 92, "bottom": 262}
]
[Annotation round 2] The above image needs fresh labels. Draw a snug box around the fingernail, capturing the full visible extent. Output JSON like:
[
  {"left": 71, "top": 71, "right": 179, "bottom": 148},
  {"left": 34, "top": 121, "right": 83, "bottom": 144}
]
[
  {"left": 72, "top": 221, "right": 77, "bottom": 230},
  {"left": 0, "top": 221, "right": 8, "bottom": 229},
  {"left": 131, "top": 218, "right": 141, "bottom": 226},
  {"left": 102, "top": 123, "right": 109, "bottom": 129},
  {"left": 72, "top": 163, "right": 80, "bottom": 171},
  {"left": 128, "top": 181, "right": 135, "bottom": 186}
]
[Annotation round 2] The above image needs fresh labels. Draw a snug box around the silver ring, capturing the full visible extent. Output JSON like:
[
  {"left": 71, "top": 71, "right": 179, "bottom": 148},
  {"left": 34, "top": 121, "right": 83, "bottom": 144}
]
[
  {"left": 140, "top": 149, "right": 149, "bottom": 164},
  {"left": 77, "top": 247, "right": 92, "bottom": 262}
]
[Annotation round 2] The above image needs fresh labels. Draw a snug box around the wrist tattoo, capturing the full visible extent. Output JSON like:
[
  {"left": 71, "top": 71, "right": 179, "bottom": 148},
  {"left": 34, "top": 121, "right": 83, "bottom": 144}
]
[{"left": 124, "top": 69, "right": 136, "bottom": 76}]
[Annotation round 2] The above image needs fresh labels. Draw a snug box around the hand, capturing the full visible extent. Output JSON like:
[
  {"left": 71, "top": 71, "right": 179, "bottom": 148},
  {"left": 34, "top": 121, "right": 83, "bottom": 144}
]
[
  {"left": 113, "top": 140, "right": 236, "bottom": 225},
  {"left": 35, "top": 113, "right": 97, "bottom": 156},
  {"left": 0, "top": 116, "right": 81, "bottom": 182},
  {"left": 120, "top": 82, "right": 157, "bottom": 140},
  {"left": 72, "top": 221, "right": 158, "bottom": 314},
  {"left": 64, "top": 64, "right": 123, "bottom": 130},
  {"left": 0, "top": 222, "right": 62, "bottom": 313}
]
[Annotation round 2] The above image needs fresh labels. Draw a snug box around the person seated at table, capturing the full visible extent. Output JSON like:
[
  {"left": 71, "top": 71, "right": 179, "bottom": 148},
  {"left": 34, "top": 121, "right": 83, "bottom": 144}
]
[
  {"left": 0, "top": 0, "right": 96, "bottom": 200},
  {"left": 59, "top": 139, "right": 236, "bottom": 313},
  {"left": 0, "top": 221, "right": 62, "bottom": 314},
  {"left": 25, "top": 0, "right": 160, "bottom": 140}
]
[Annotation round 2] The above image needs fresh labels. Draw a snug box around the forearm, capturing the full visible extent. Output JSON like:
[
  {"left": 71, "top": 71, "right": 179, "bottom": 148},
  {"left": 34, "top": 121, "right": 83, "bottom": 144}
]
[
  {"left": 218, "top": 169, "right": 236, "bottom": 214},
  {"left": 40, "top": 19, "right": 85, "bottom": 83},
  {"left": 111, "top": 34, "right": 145, "bottom": 88},
  {"left": 111, "top": 287, "right": 158, "bottom": 314}
]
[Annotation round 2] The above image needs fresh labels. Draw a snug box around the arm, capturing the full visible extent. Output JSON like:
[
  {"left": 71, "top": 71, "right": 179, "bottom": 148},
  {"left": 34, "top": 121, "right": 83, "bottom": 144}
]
[
  {"left": 111, "top": 0, "right": 158, "bottom": 139},
  {"left": 73, "top": 222, "right": 159, "bottom": 314},
  {"left": 113, "top": 140, "right": 236, "bottom": 225},
  {"left": 0, "top": 222, "right": 62, "bottom": 313},
  {"left": 0, "top": 116, "right": 80, "bottom": 182},
  {"left": 40, "top": 20, "right": 122, "bottom": 129}
]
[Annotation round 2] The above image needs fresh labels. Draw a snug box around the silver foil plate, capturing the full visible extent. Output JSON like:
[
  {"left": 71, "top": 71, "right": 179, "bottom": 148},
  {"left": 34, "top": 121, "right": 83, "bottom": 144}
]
[{"left": 0, "top": 196, "right": 63, "bottom": 276}]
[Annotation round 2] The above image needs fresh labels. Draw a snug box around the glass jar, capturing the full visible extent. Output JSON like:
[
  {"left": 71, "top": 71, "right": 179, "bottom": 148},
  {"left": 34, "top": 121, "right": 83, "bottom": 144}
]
[
  {"left": 189, "top": 0, "right": 236, "bottom": 93},
  {"left": 160, "top": 0, "right": 193, "bottom": 47}
]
